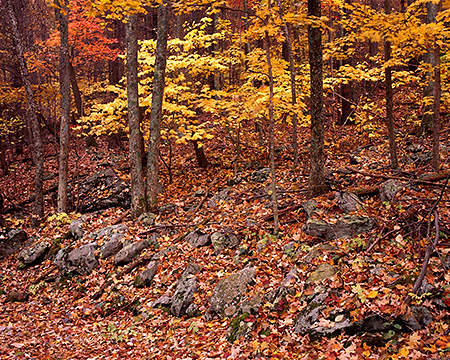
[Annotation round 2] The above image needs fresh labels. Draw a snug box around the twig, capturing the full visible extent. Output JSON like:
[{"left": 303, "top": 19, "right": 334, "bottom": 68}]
[
  {"left": 112, "top": 209, "right": 130, "bottom": 225},
  {"left": 31, "top": 265, "right": 57, "bottom": 284},
  {"left": 406, "top": 210, "right": 440, "bottom": 305},
  {"left": 366, "top": 228, "right": 400, "bottom": 253},
  {"left": 190, "top": 176, "right": 219, "bottom": 215},
  {"left": 138, "top": 222, "right": 193, "bottom": 236}
]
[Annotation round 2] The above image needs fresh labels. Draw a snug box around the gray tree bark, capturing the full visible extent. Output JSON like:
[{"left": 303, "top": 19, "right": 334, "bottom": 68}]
[
  {"left": 147, "top": 2, "right": 168, "bottom": 209},
  {"left": 384, "top": 0, "right": 398, "bottom": 169},
  {"left": 5, "top": 0, "right": 44, "bottom": 225},
  {"left": 56, "top": 0, "right": 70, "bottom": 214},
  {"left": 307, "top": 0, "right": 326, "bottom": 198},
  {"left": 127, "top": 14, "right": 147, "bottom": 218}
]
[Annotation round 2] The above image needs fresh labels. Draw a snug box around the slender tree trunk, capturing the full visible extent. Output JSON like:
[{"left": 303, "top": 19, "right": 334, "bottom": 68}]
[
  {"left": 432, "top": 34, "right": 441, "bottom": 172},
  {"left": 192, "top": 140, "right": 209, "bottom": 168},
  {"left": 147, "top": 2, "right": 168, "bottom": 209},
  {"left": 69, "top": 61, "right": 83, "bottom": 119},
  {"left": 56, "top": 0, "right": 70, "bottom": 213},
  {"left": 275, "top": 0, "right": 298, "bottom": 167},
  {"left": 307, "top": 0, "right": 326, "bottom": 198},
  {"left": 127, "top": 14, "right": 147, "bottom": 218},
  {"left": 5, "top": 0, "right": 44, "bottom": 225},
  {"left": 384, "top": 0, "right": 398, "bottom": 169}
]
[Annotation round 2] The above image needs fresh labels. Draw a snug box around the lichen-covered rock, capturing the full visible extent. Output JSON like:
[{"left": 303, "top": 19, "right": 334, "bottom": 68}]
[
  {"left": 88, "top": 224, "right": 128, "bottom": 240},
  {"left": 17, "top": 242, "right": 49, "bottom": 265},
  {"left": 227, "top": 312, "right": 257, "bottom": 342},
  {"left": 399, "top": 306, "right": 433, "bottom": 330},
  {"left": 0, "top": 228, "right": 28, "bottom": 261},
  {"left": 138, "top": 213, "right": 156, "bottom": 227},
  {"left": 134, "top": 261, "right": 158, "bottom": 288},
  {"left": 99, "top": 234, "right": 124, "bottom": 259},
  {"left": 207, "top": 267, "right": 256, "bottom": 319},
  {"left": 294, "top": 290, "right": 330, "bottom": 334},
  {"left": 380, "top": 179, "right": 403, "bottom": 203},
  {"left": 306, "top": 263, "right": 337, "bottom": 283},
  {"left": 211, "top": 229, "right": 240, "bottom": 255},
  {"left": 114, "top": 239, "right": 149, "bottom": 266},
  {"left": 185, "top": 231, "right": 211, "bottom": 248},
  {"left": 151, "top": 295, "right": 172, "bottom": 308},
  {"left": 303, "top": 215, "right": 375, "bottom": 240},
  {"left": 69, "top": 217, "right": 85, "bottom": 240},
  {"left": 302, "top": 199, "right": 318, "bottom": 219},
  {"left": 335, "top": 191, "right": 361, "bottom": 213},
  {"left": 66, "top": 243, "right": 99, "bottom": 275},
  {"left": 249, "top": 168, "right": 270, "bottom": 183}
]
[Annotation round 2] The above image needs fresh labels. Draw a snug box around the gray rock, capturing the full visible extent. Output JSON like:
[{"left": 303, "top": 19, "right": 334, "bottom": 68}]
[
  {"left": 302, "top": 199, "right": 318, "bottom": 219},
  {"left": 283, "top": 242, "right": 295, "bottom": 256},
  {"left": 138, "top": 213, "right": 156, "bottom": 227},
  {"left": 207, "top": 267, "right": 256, "bottom": 319},
  {"left": 335, "top": 191, "right": 361, "bottom": 213},
  {"left": 17, "top": 242, "right": 49, "bottom": 265},
  {"left": 265, "top": 267, "right": 298, "bottom": 304},
  {"left": 99, "top": 233, "right": 124, "bottom": 259},
  {"left": 69, "top": 217, "right": 85, "bottom": 240},
  {"left": 208, "top": 189, "right": 230, "bottom": 208},
  {"left": 54, "top": 249, "right": 67, "bottom": 271},
  {"left": 186, "top": 303, "right": 201, "bottom": 317},
  {"left": 134, "top": 261, "right": 159, "bottom": 288},
  {"left": 380, "top": 179, "right": 403, "bottom": 203},
  {"left": 185, "top": 231, "right": 211, "bottom": 248},
  {"left": 88, "top": 224, "right": 128, "bottom": 240},
  {"left": 171, "top": 273, "right": 198, "bottom": 317},
  {"left": 399, "top": 306, "right": 433, "bottom": 330},
  {"left": 159, "top": 203, "right": 176, "bottom": 214},
  {"left": 211, "top": 229, "right": 240, "bottom": 255},
  {"left": 152, "top": 245, "right": 178, "bottom": 260},
  {"left": 294, "top": 290, "right": 330, "bottom": 334},
  {"left": 151, "top": 295, "right": 172, "bottom": 308},
  {"left": 303, "top": 215, "right": 375, "bottom": 240},
  {"left": 0, "top": 228, "right": 28, "bottom": 261},
  {"left": 306, "top": 263, "right": 337, "bottom": 283},
  {"left": 66, "top": 243, "right": 99, "bottom": 275},
  {"left": 303, "top": 244, "right": 339, "bottom": 264},
  {"left": 76, "top": 168, "right": 130, "bottom": 213},
  {"left": 249, "top": 168, "right": 271, "bottom": 183},
  {"left": 227, "top": 312, "right": 257, "bottom": 342},
  {"left": 114, "top": 239, "right": 149, "bottom": 266}
]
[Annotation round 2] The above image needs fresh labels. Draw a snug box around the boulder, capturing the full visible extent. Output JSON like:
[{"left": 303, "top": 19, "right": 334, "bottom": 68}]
[
  {"left": 398, "top": 306, "right": 433, "bottom": 331},
  {"left": 303, "top": 215, "right": 376, "bottom": 240},
  {"left": 207, "top": 267, "right": 256, "bottom": 319},
  {"left": 0, "top": 228, "right": 28, "bottom": 261},
  {"left": 380, "top": 179, "right": 403, "bottom": 203},
  {"left": 134, "top": 261, "right": 159, "bottom": 288},
  {"left": 114, "top": 239, "right": 149, "bottom": 266},
  {"left": 294, "top": 290, "right": 330, "bottom": 334},
  {"left": 69, "top": 217, "right": 86, "bottom": 240},
  {"left": 87, "top": 224, "right": 128, "bottom": 240},
  {"left": 99, "top": 234, "right": 124, "bottom": 259},
  {"left": 306, "top": 263, "right": 337, "bottom": 283},
  {"left": 65, "top": 243, "right": 99, "bottom": 275},
  {"left": 151, "top": 295, "right": 172, "bottom": 309},
  {"left": 335, "top": 191, "right": 361, "bottom": 213},
  {"left": 302, "top": 199, "right": 318, "bottom": 220},
  {"left": 211, "top": 228, "right": 240, "bottom": 255},
  {"left": 171, "top": 274, "right": 198, "bottom": 317},
  {"left": 185, "top": 231, "right": 211, "bottom": 248},
  {"left": 208, "top": 189, "right": 230, "bottom": 208},
  {"left": 76, "top": 168, "right": 130, "bottom": 213},
  {"left": 137, "top": 213, "right": 156, "bottom": 227},
  {"left": 249, "top": 168, "right": 271, "bottom": 183},
  {"left": 17, "top": 242, "right": 49, "bottom": 266},
  {"left": 5, "top": 291, "right": 29, "bottom": 303}
]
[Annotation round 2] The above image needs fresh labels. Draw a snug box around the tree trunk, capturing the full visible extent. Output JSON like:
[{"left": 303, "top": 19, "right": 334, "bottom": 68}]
[
  {"left": 192, "top": 141, "right": 209, "bottom": 168},
  {"left": 127, "top": 14, "right": 147, "bottom": 218},
  {"left": 147, "top": 2, "right": 168, "bottom": 209},
  {"left": 432, "top": 19, "right": 441, "bottom": 172},
  {"left": 275, "top": 0, "right": 299, "bottom": 167},
  {"left": 56, "top": 0, "right": 70, "bottom": 214},
  {"left": 265, "top": 28, "right": 279, "bottom": 235},
  {"left": 69, "top": 60, "right": 83, "bottom": 119},
  {"left": 384, "top": 0, "right": 398, "bottom": 169},
  {"left": 6, "top": 0, "right": 44, "bottom": 225},
  {"left": 307, "top": 0, "right": 326, "bottom": 198}
]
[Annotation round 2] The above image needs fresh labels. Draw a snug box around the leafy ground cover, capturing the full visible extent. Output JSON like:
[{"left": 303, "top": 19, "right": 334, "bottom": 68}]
[{"left": 1, "top": 110, "right": 450, "bottom": 359}]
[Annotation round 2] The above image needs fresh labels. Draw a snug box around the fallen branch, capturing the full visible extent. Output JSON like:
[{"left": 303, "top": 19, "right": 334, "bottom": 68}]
[
  {"left": 263, "top": 203, "right": 302, "bottom": 221},
  {"left": 31, "top": 265, "right": 57, "bottom": 284},
  {"left": 345, "top": 166, "right": 445, "bottom": 187},
  {"left": 190, "top": 176, "right": 219, "bottom": 215},
  {"left": 138, "top": 222, "right": 192, "bottom": 236}
]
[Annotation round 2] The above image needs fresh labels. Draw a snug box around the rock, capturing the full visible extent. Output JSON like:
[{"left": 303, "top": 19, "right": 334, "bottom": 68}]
[
  {"left": 302, "top": 199, "right": 318, "bottom": 219},
  {"left": 134, "top": 261, "right": 159, "bottom": 288},
  {"left": 138, "top": 213, "right": 156, "bottom": 227},
  {"left": 114, "top": 239, "right": 149, "bottom": 266},
  {"left": 245, "top": 219, "right": 260, "bottom": 228},
  {"left": 17, "top": 242, "right": 49, "bottom": 266},
  {"left": 303, "top": 215, "right": 376, "bottom": 240},
  {"left": 398, "top": 306, "right": 433, "bottom": 330},
  {"left": 349, "top": 314, "right": 391, "bottom": 334},
  {"left": 193, "top": 189, "right": 206, "bottom": 197},
  {"left": 66, "top": 243, "right": 99, "bottom": 275},
  {"left": 185, "top": 231, "right": 211, "bottom": 248},
  {"left": 0, "top": 228, "right": 28, "bottom": 261},
  {"left": 170, "top": 272, "right": 198, "bottom": 317},
  {"left": 54, "top": 249, "right": 67, "bottom": 271},
  {"left": 294, "top": 290, "right": 330, "bottom": 334},
  {"left": 211, "top": 228, "right": 240, "bottom": 255},
  {"left": 99, "top": 234, "right": 124, "bottom": 259},
  {"left": 151, "top": 295, "right": 172, "bottom": 308},
  {"left": 76, "top": 168, "right": 130, "bottom": 213},
  {"left": 265, "top": 267, "right": 298, "bottom": 305},
  {"left": 152, "top": 245, "right": 178, "bottom": 261},
  {"left": 158, "top": 203, "right": 176, "bottom": 214},
  {"left": 207, "top": 267, "right": 256, "bottom": 319},
  {"left": 87, "top": 224, "right": 128, "bottom": 240},
  {"left": 249, "top": 168, "right": 271, "bottom": 183},
  {"left": 5, "top": 291, "right": 29, "bottom": 303},
  {"left": 208, "top": 189, "right": 230, "bottom": 208},
  {"left": 306, "top": 263, "right": 337, "bottom": 283},
  {"left": 69, "top": 217, "right": 86, "bottom": 240},
  {"left": 303, "top": 244, "right": 339, "bottom": 264},
  {"left": 283, "top": 242, "right": 295, "bottom": 256},
  {"left": 227, "top": 312, "right": 257, "bottom": 342},
  {"left": 186, "top": 303, "right": 201, "bottom": 318},
  {"left": 335, "top": 191, "right": 361, "bottom": 213},
  {"left": 380, "top": 179, "right": 403, "bottom": 203}
]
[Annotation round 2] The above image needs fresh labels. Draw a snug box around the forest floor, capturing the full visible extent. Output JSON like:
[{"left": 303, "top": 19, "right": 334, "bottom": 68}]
[{"left": 1, "top": 111, "right": 450, "bottom": 359}]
